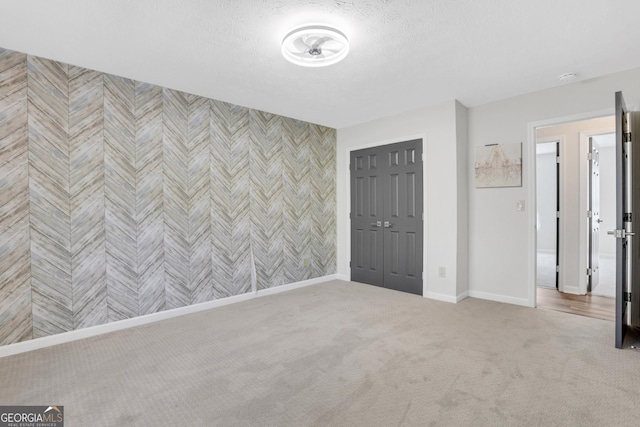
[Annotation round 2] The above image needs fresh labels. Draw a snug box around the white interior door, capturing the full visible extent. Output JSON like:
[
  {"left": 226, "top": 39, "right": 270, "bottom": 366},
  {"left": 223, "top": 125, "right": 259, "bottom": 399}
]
[
  {"left": 589, "top": 137, "right": 601, "bottom": 292},
  {"left": 535, "top": 141, "right": 559, "bottom": 290}
]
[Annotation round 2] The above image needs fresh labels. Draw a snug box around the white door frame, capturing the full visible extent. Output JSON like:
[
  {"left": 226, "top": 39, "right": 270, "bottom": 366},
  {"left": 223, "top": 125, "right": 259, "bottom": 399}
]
[{"left": 527, "top": 108, "right": 614, "bottom": 307}]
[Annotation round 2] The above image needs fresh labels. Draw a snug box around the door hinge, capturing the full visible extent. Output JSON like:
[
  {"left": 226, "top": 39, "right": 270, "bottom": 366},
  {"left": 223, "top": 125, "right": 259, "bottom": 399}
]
[
  {"left": 587, "top": 152, "right": 593, "bottom": 161},
  {"left": 624, "top": 132, "right": 632, "bottom": 143},
  {"left": 586, "top": 268, "right": 592, "bottom": 276},
  {"left": 624, "top": 212, "right": 632, "bottom": 222},
  {"left": 556, "top": 211, "right": 560, "bottom": 219},
  {"left": 587, "top": 210, "right": 592, "bottom": 218},
  {"left": 349, "top": 261, "right": 352, "bottom": 267},
  {"left": 556, "top": 265, "right": 560, "bottom": 273},
  {"left": 625, "top": 292, "right": 632, "bottom": 302},
  {"left": 556, "top": 156, "right": 560, "bottom": 164}
]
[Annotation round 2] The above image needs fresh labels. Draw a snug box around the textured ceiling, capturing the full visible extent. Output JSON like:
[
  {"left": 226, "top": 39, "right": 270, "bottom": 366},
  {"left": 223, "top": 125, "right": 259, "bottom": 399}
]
[{"left": 2, "top": 1, "right": 640, "bottom": 128}]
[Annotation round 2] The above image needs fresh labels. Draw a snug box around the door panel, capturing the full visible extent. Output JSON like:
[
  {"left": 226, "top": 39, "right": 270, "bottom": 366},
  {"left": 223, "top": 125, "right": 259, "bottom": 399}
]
[
  {"left": 383, "top": 140, "right": 424, "bottom": 295},
  {"left": 355, "top": 229, "right": 364, "bottom": 267},
  {"left": 350, "top": 148, "right": 385, "bottom": 286},
  {"left": 614, "top": 91, "right": 630, "bottom": 349},
  {"left": 351, "top": 139, "right": 423, "bottom": 295},
  {"left": 406, "top": 232, "right": 417, "bottom": 276}
]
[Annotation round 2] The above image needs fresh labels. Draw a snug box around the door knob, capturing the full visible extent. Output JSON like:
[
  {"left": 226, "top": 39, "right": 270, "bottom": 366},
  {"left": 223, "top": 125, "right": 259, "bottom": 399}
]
[
  {"left": 370, "top": 221, "right": 382, "bottom": 227},
  {"left": 596, "top": 219, "right": 603, "bottom": 223},
  {"left": 384, "top": 221, "right": 394, "bottom": 228}
]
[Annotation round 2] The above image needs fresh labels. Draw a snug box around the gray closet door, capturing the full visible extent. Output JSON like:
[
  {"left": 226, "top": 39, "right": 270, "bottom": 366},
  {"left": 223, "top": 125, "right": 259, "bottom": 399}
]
[
  {"left": 351, "top": 139, "right": 423, "bottom": 295},
  {"left": 614, "top": 91, "right": 631, "bottom": 349},
  {"left": 350, "top": 145, "right": 385, "bottom": 286}
]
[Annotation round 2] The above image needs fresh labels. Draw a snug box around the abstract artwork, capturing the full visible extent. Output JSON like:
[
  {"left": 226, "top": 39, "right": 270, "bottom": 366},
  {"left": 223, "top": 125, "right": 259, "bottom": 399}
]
[{"left": 474, "top": 143, "right": 522, "bottom": 188}]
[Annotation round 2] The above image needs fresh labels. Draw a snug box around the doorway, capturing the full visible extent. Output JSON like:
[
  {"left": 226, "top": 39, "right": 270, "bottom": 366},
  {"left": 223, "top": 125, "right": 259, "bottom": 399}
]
[
  {"left": 534, "top": 117, "right": 616, "bottom": 321},
  {"left": 350, "top": 139, "right": 424, "bottom": 295},
  {"left": 535, "top": 140, "right": 559, "bottom": 290}
]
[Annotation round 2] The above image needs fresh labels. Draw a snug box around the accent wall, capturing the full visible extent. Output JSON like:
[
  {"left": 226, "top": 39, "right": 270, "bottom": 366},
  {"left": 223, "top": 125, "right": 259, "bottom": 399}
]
[{"left": 0, "top": 48, "right": 336, "bottom": 347}]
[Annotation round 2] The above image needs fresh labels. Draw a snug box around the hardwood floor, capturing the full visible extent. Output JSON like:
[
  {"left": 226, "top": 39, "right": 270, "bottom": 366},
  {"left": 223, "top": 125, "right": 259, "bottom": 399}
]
[{"left": 537, "top": 287, "right": 615, "bottom": 322}]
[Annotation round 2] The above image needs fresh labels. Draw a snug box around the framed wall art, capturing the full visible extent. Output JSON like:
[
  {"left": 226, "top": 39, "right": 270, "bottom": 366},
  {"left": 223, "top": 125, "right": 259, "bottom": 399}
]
[{"left": 474, "top": 143, "right": 522, "bottom": 188}]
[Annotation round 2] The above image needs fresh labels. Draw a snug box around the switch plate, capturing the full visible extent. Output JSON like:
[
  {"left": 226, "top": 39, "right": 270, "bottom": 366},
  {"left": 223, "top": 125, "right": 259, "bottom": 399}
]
[
  {"left": 516, "top": 200, "right": 525, "bottom": 211},
  {"left": 438, "top": 266, "right": 446, "bottom": 278}
]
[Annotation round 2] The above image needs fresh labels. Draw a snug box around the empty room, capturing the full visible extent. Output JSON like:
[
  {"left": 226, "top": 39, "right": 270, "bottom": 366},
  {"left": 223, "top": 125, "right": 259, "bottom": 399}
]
[{"left": 2, "top": 1, "right": 640, "bottom": 426}]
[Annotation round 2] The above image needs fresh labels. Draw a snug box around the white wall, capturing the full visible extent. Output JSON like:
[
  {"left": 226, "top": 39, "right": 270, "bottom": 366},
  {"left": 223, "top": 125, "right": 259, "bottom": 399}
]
[
  {"left": 456, "top": 101, "right": 469, "bottom": 297},
  {"left": 336, "top": 100, "right": 469, "bottom": 303},
  {"left": 468, "top": 66, "right": 640, "bottom": 306},
  {"left": 599, "top": 145, "right": 616, "bottom": 255},
  {"left": 336, "top": 65, "right": 640, "bottom": 308},
  {"left": 536, "top": 150, "right": 556, "bottom": 252}
]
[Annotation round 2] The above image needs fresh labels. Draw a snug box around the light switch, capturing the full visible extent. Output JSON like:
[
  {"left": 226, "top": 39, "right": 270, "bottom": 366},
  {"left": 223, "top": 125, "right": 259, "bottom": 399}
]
[{"left": 516, "top": 200, "right": 525, "bottom": 211}]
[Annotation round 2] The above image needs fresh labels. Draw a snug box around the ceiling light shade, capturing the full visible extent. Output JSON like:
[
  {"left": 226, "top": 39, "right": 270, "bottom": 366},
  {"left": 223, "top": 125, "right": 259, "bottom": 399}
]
[{"left": 281, "top": 24, "right": 349, "bottom": 67}]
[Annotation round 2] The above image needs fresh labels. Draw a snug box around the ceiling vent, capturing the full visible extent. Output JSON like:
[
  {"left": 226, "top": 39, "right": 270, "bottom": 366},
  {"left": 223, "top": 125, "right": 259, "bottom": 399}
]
[{"left": 281, "top": 24, "right": 349, "bottom": 67}]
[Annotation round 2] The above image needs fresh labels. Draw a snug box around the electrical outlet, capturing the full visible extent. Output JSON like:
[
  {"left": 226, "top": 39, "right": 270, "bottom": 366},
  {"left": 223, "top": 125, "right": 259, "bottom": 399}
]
[
  {"left": 438, "top": 266, "right": 446, "bottom": 278},
  {"left": 303, "top": 258, "right": 309, "bottom": 267}
]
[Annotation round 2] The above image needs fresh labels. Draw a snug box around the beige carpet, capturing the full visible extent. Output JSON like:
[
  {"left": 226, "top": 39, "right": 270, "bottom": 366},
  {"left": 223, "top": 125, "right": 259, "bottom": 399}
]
[{"left": 1, "top": 280, "right": 639, "bottom": 426}]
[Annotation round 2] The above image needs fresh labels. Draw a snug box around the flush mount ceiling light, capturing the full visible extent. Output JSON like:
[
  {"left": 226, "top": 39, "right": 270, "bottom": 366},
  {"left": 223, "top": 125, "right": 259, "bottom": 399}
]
[{"left": 281, "top": 24, "right": 349, "bottom": 67}]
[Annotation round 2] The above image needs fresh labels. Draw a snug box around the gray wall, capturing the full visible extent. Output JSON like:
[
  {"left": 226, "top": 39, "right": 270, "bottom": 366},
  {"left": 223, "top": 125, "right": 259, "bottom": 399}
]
[{"left": 0, "top": 48, "right": 336, "bottom": 347}]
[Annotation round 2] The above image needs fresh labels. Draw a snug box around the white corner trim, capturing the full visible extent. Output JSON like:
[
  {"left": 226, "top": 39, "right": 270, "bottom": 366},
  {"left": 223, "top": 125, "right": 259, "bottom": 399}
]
[
  {"left": 468, "top": 290, "right": 531, "bottom": 307},
  {"left": 0, "top": 275, "right": 337, "bottom": 359},
  {"left": 424, "top": 292, "right": 458, "bottom": 304},
  {"left": 335, "top": 273, "right": 350, "bottom": 281},
  {"left": 456, "top": 291, "right": 469, "bottom": 303}
]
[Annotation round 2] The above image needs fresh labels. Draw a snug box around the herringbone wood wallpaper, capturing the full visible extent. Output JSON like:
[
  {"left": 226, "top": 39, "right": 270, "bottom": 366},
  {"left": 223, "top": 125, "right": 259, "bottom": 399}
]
[{"left": 0, "top": 48, "right": 336, "bottom": 346}]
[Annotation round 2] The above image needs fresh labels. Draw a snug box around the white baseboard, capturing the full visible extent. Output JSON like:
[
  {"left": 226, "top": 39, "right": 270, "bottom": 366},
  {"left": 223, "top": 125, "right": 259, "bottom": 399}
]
[
  {"left": 256, "top": 275, "right": 338, "bottom": 297},
  {"left": 0, "top": 275, "right": 336, "bottom": 359},
  {"left": 335, "top": 273, "right": 350, "bottom": 281},
  {"left": 425, "top": 292, "right": 458, "bottom": 304},
  {"left": 468, "top": 290, "right": 530, "bottom": 307}
]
